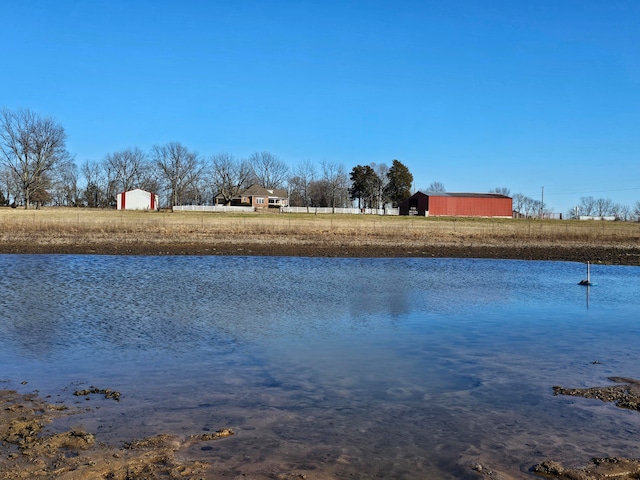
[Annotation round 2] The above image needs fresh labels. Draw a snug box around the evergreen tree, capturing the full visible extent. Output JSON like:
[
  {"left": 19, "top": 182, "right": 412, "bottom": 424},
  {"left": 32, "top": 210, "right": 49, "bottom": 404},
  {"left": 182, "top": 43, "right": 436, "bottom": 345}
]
[
  {"left": 384, "top": 159, "right": 413, "bottom": 207},
  {"left": 349, "top": 165, "right": 379, "bottom": 208}
]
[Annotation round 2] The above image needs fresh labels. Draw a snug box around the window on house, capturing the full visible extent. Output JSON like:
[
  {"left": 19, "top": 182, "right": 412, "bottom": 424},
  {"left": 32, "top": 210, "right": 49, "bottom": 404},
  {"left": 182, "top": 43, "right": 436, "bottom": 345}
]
[{"left": 256, "top": 197, "right": 264, "bottom": 204}]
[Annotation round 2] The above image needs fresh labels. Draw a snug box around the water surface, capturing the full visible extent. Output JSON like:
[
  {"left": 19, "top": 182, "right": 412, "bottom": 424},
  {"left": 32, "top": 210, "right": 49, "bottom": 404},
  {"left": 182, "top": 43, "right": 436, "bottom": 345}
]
[{"left": 1, "top": 255, "right": 639, "bottom": 478}]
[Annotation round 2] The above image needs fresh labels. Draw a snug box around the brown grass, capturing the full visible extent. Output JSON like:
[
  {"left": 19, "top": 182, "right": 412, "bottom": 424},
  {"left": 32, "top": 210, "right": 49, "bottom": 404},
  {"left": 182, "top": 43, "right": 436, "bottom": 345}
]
[{"left": 1, "top": 207, "right": 639, "bottom": 264}]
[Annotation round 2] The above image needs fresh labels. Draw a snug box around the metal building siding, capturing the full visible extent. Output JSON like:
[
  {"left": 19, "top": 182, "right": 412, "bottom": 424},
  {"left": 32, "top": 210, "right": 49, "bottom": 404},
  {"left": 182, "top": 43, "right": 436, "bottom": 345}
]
[
  {"left": 116, "top": 189, "right": 159, "bottom": 211},
  {"left": 430, "top": 196, "right": 512, "bottom": 217}
]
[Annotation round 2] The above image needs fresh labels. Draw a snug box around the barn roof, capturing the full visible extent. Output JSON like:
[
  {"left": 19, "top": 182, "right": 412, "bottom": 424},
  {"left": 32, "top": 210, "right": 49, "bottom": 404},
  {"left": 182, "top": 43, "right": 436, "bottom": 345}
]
[{"left": 417, "top": 191, "right": 511, "bottom": 199}]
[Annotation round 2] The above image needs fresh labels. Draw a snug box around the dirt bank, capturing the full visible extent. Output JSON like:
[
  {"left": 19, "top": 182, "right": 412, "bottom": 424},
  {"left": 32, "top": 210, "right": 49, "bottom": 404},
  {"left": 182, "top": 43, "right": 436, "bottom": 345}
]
[{"left": 2, "top": 240, "right": 640, "bottom": 265}]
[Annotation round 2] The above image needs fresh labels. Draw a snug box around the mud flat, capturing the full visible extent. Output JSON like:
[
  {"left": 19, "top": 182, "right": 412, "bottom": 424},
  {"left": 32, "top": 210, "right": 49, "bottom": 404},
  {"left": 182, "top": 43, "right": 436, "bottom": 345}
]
[
  {"left": 4, "top": 378, "right": 640, "bottom": 479},
  {"left": 0, "top": 388, "right": 235, "bottom": 479},
  {"left": 528, "top": 378, "right": 640, "bottom": 480}
]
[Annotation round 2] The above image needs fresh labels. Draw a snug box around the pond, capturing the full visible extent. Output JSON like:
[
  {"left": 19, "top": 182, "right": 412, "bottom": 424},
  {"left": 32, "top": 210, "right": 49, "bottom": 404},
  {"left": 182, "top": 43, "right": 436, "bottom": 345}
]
[{"left": 1, "top": 255, "right": 639, "bottom": 478}]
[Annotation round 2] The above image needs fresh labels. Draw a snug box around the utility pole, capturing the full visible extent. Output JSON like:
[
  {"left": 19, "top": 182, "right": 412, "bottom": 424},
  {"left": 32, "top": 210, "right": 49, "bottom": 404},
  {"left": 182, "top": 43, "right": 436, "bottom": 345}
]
[{"left": 540, "top": 186, "right": 544, "bottom": 219}]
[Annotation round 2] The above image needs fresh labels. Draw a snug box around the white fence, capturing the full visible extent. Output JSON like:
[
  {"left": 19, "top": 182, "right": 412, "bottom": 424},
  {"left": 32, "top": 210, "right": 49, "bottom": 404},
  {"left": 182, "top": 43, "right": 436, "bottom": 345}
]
[
  {"left": 281, "top": 206, "right": 399, "bottom": 215},
  {"left": 172, "top": 205, "right": 255, "bottom": 213},
  {"left": 172, "top": 205, "right": 400, "bottom": 215},
  {"left": 579, "top": 216, "right": 616, "bottom": 221}
]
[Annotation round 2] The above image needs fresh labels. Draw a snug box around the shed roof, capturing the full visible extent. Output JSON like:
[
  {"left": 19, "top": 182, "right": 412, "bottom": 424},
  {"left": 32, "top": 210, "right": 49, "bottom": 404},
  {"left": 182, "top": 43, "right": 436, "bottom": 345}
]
[{"left": 119, "top": 188, "right": 154, "bottom": 195}]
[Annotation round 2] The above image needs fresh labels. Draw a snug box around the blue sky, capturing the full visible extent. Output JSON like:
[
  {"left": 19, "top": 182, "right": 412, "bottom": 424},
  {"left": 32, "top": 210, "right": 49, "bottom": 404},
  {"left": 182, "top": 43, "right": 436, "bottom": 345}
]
[{"left": 2, "top": 0, "right": 639, "bottom": 213}]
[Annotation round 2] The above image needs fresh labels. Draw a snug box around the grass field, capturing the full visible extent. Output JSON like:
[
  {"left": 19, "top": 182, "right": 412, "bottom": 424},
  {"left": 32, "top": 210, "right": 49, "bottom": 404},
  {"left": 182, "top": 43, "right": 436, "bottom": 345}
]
[{"left": 1, "top": 207, "right": 639, "bottom": 264}]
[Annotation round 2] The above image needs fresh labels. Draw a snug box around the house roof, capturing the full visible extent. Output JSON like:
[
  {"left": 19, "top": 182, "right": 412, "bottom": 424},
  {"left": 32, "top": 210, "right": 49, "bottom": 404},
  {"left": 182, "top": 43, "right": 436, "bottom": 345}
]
[
  {"left": 240, "top": 184, "right": 288, "bottom": 198},
  {"left": 415, "top": 191, "right": 511, "bottom": 199}
]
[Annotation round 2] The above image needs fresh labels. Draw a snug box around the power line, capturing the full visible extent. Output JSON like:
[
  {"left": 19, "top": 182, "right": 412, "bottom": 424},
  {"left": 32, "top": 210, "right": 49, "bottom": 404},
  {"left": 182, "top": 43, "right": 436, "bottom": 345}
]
[
  {"left": 543, "top": 186, "right": 640, "bottom": 197},
  {"left": 517, "top": 186, "right": 640, "bottom": 198}
]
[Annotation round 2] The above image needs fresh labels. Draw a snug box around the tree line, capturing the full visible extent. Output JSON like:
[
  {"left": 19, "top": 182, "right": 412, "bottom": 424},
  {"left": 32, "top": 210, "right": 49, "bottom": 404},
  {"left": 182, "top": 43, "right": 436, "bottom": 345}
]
[
  {"left": 2, "top": 107, "right": 639, "bottom": 219},
  {"left": 0, "top": 108, "right": 416, "bottom": 210},
  {"left": 0, "top": 107, "right": 446, "bottom": 212}
]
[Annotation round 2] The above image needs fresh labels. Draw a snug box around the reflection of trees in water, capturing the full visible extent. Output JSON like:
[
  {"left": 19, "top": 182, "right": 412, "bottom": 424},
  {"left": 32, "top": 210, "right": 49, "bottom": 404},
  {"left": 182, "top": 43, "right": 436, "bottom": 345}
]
[
  {"left": 2, "top": 256, "right": 519, "bottom": 358},
  {"left": 348, "top": 258, "right": 514, "bottom": 323},
  {"left": 0, "top": 256, "right": 580, "bottom": 360}
]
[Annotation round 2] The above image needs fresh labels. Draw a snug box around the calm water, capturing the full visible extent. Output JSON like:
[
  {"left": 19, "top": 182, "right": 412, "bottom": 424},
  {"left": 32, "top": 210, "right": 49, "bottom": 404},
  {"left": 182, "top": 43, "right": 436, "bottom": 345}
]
[{"left": 1, "top": 255, "right": 639, "bottom": 478}]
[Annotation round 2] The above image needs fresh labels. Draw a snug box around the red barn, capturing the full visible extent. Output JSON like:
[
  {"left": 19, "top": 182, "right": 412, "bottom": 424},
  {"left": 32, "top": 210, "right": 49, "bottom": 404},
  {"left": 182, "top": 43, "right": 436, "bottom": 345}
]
[{"left": 399, "top": 192, "right": 512, "bottom": 217}]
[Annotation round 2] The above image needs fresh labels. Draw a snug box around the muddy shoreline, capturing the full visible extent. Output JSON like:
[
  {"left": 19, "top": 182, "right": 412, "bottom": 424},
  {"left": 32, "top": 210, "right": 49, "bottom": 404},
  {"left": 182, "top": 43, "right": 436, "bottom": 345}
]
[
  {"left": 0, "top": 388, "right": 236, "bottom": 479},
  {"left": 2, "top": 240, "right": 640, "bottom": 266},
  {"left": 4, "top": 378, "right": 640, "bottom": 479}
]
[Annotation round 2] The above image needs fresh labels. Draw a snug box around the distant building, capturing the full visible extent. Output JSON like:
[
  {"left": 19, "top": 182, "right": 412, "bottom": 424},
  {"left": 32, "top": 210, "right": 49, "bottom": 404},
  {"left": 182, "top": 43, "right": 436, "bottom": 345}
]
[
  {"left": 116, "top": 189, "right": 159, "bottom": 211},
  {"left": 399, "top": 192, "right": 512, "bottom": 217},
  {"left": 215, "top": 184, "right": 288, "bottom": 209}
]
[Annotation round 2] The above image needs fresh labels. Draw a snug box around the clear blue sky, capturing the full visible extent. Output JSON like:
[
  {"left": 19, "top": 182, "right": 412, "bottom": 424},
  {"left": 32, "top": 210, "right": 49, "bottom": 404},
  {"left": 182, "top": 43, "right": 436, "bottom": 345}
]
[{"left": 2, "top": 0, "right": 639, "bottom": 213}]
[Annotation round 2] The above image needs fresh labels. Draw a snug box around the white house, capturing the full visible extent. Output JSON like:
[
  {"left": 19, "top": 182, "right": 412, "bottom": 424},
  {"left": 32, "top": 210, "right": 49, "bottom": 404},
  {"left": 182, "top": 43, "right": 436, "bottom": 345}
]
[{"left": 116, "top": 189, "right": 159, "bottom": 211}]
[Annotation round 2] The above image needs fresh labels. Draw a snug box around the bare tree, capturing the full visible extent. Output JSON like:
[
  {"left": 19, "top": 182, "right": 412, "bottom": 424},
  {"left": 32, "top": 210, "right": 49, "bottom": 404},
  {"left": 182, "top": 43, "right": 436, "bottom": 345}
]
[
  {"left": 616, "top": 204, "right": 631, "bottom": 221},
  {"left": 371, "top": 162, "right": 388, "bottom": 208},
  {"left": 50, "top": 159, "right": 80, "bottom": 206},
  {"left": 0, "top": 108, "right": 70, "bottom": 209},
  {"left": 427, "top": 181, "right": 446, "bottom": 192},
  {"left": 522, "top": 196, "right": 540, "bottom": 217},
  {"left": 490, "top": 187, "right": 511, "bottom": 196},
  {"left": 139, "top": 161, "right": 161, "bottom": 197},
  {"left": 105, "top": 147, "right": 148, "bottom": 193},
  {"left": 516, "top": 193, "right": 552, "bottom": 219},
  {"left": 594, "top": 197, "right": 615, "bottom": 217},
  {"left": 578, "top": 196, "right": 595, "bottom": 216},
  {"left": 512, "top": 193, "right": 527, "bottom": 215},
  {"left": 0, "top": 166, "right": 19, "bottom": 206},
  {"left": 308, "top": 179, "right": 330, "bottom": 207},
  {"left": 321, "top": 160, "right": 349, "bottom": 209},
  {"left": 633, "top": 201, "right": 640, "bottom": 221},
  {"left": 248, "top": 151, "right": 289, "bottom": 189},
  {"left": 210, "top": 153, "right": 252, "bottom": 205},
  {"left": 81, "top": 160, "right": 111, "bottom": 207},
  {"left": 288, "top": 160, "right": 316, "bottom": 209},
  {"left": 152, "top": 142, "right": 202, "bottom": 206}
]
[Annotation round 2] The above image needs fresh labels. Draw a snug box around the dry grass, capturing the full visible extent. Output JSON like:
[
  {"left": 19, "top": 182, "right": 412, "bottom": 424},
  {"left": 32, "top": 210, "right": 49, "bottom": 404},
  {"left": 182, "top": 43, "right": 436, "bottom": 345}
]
[{"left": 1, "top": 207, "right": 639, "bottom": 250}]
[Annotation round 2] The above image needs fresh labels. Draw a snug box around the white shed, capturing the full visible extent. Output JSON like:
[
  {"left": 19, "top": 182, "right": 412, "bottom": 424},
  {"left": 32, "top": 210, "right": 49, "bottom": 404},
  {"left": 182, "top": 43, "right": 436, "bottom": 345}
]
[{"left": 116, "top": 189, "right": 159, "bottom": 211}]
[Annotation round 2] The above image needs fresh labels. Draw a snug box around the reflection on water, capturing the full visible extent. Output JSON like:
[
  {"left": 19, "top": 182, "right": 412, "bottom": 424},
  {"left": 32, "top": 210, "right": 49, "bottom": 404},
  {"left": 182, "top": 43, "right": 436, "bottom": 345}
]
[{"left": 1, "top": 255, "right": 639, "bottom": 478}]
